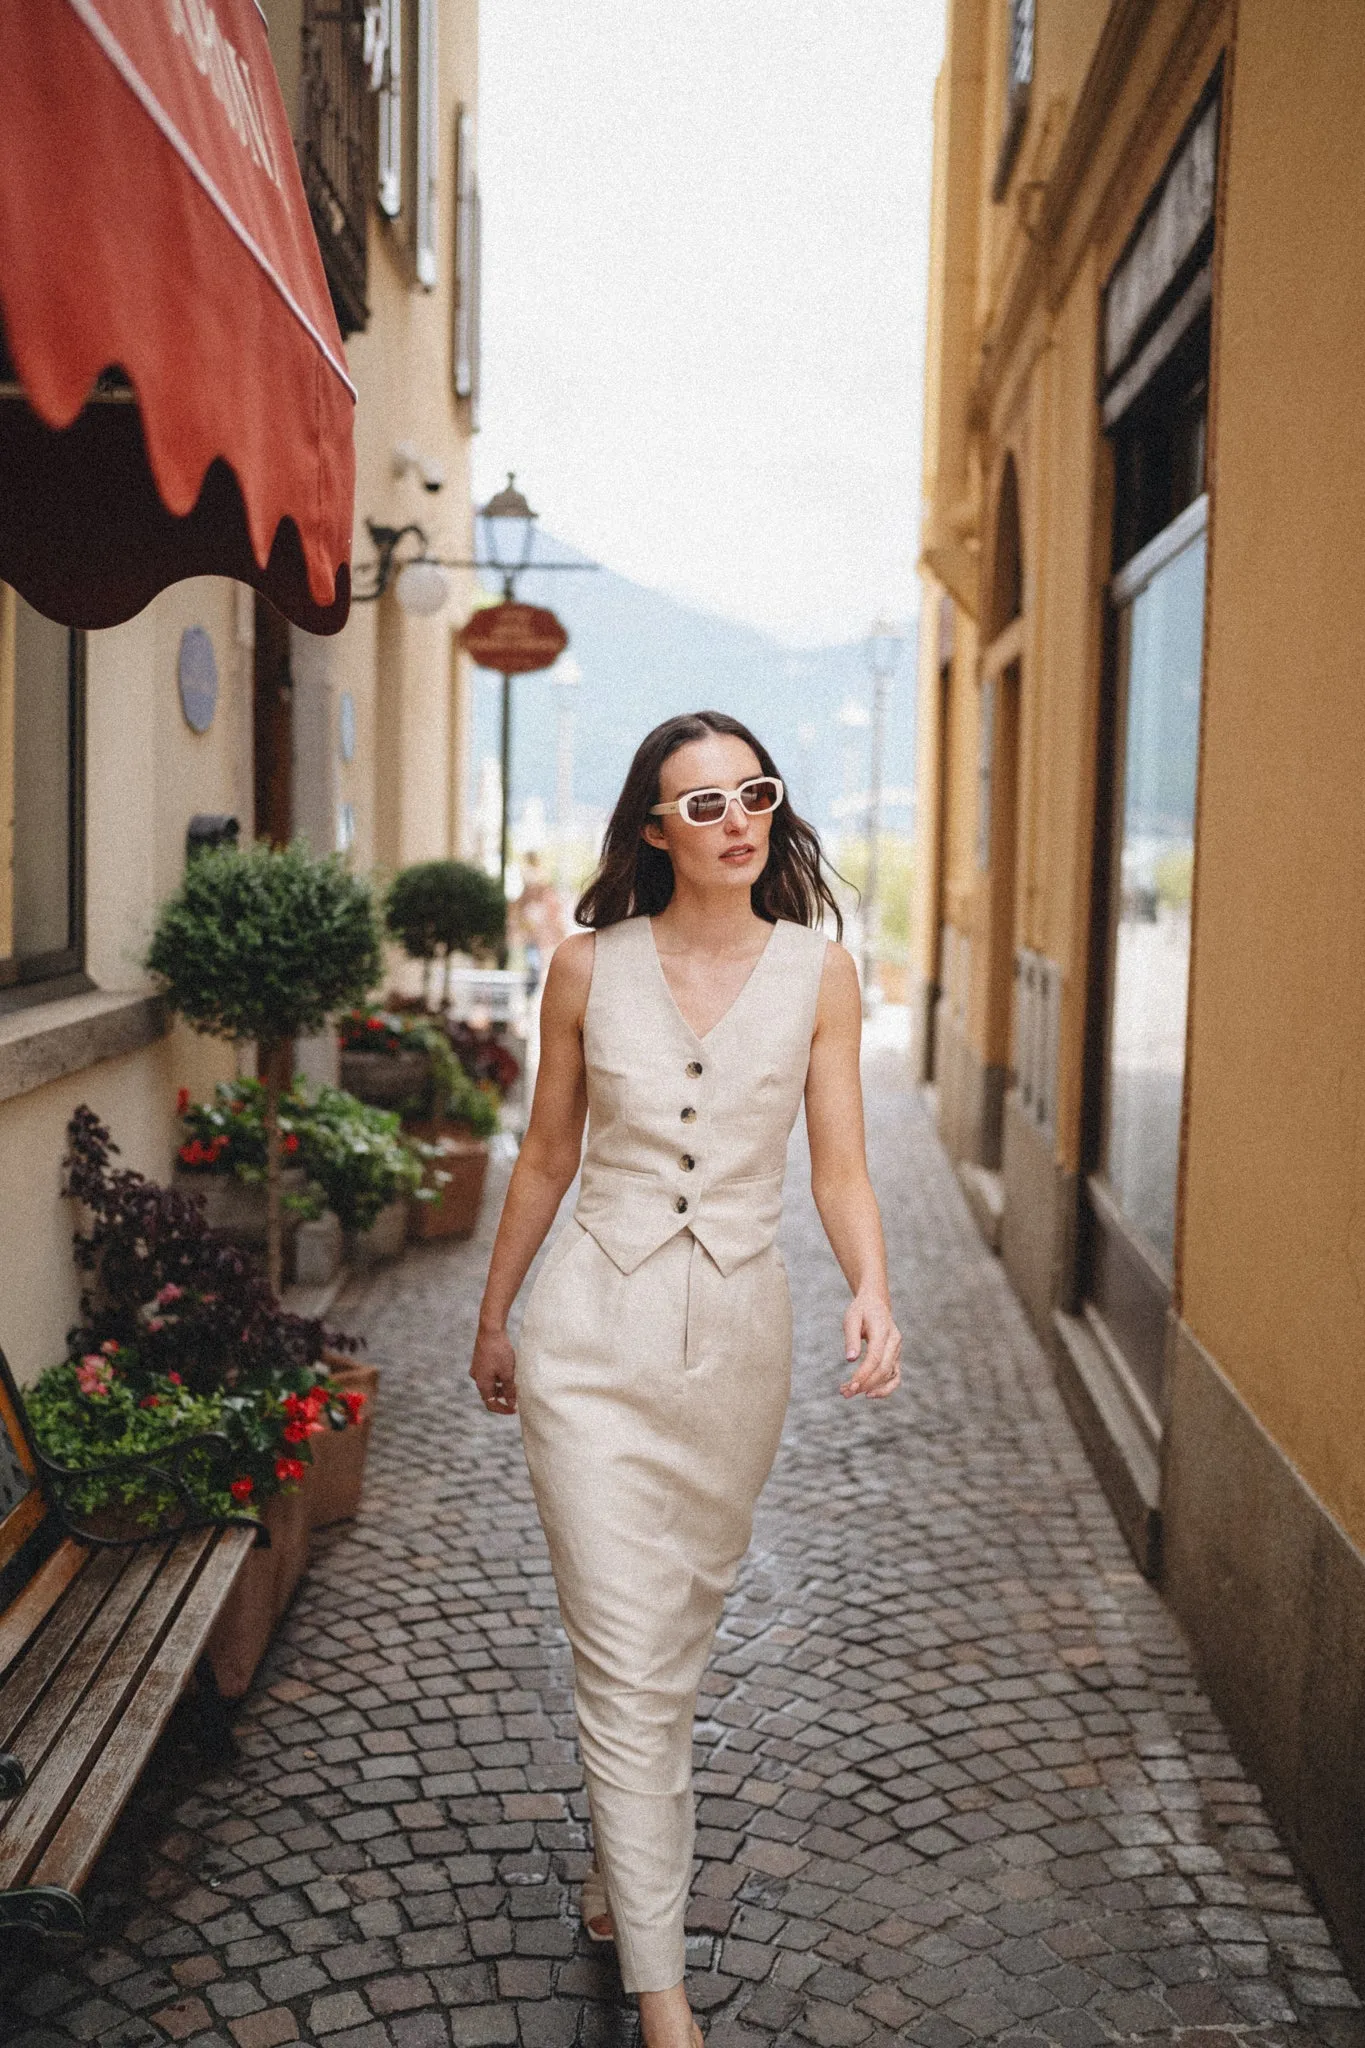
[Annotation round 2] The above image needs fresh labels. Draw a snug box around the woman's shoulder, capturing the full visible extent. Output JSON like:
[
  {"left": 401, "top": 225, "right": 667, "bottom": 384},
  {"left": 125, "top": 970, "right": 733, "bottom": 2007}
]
[
  {"left": 774, "top": 918, "right": 837, "bottom": 961},
  {"left": 544, "top": 930, "right": 596, "bottom": 1005}
]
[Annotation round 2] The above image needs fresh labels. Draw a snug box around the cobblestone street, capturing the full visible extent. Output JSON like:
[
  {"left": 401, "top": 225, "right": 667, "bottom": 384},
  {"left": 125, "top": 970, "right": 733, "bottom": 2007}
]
[{"left": 3, "top": 1050, "right": 1361, "bottom": 2048}]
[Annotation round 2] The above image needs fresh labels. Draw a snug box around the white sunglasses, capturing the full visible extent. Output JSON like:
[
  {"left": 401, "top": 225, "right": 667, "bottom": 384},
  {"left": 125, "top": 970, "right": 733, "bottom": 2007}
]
[{"left": 650, "top": 776, "right": 785, "bottom": 827}]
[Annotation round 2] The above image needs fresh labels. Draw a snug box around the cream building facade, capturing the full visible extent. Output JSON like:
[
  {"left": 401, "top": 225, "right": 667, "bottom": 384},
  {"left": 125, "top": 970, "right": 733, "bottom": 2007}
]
[
  {"left": 912, "top": 0, "right": 1365, "bottom": 1973},
  {"left": 0, "top": 0, "right": 479, "bottom": 1384}
]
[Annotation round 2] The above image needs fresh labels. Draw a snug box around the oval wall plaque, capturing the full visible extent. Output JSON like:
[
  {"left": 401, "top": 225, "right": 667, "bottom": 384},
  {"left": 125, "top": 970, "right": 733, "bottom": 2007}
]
[{"left": 178, "top": 626, "right": 219, "bottom": 733}]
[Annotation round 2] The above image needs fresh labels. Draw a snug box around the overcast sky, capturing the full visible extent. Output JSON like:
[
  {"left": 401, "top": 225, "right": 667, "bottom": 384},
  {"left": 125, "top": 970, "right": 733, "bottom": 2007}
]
[{"left": 473, "top": 2, "right": 947, "bottom": 650}]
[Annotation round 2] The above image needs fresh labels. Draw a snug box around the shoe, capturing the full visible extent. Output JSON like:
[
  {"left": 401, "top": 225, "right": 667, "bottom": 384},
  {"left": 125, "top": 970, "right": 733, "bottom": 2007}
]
[{"left": 581, "top": 1861, "right": 614, "bottom": 1943}]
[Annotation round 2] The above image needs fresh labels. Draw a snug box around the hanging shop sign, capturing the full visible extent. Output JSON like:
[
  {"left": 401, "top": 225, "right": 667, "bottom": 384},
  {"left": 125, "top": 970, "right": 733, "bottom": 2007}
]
[{"left": 458, "top": 601, "right": 568, "bottom": 675}]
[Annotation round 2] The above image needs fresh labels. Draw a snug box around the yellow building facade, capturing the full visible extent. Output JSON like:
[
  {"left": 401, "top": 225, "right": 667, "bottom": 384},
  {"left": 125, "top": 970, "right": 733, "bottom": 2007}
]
[
  {"left": 0, "top": 1, "right": 478, "bottom": 1381},
  {"left": 913, "top": 0, "right": 1365, "bottom": 1973}
]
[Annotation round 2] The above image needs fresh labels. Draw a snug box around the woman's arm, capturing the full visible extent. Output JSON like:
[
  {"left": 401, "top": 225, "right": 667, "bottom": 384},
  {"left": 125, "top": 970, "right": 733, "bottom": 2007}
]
[
  {"left": 805, "top": 943, "right": 902, "bottom": 1399},
  {"left": 469, "top": 934, "right": 594, "bottom": 1414}
]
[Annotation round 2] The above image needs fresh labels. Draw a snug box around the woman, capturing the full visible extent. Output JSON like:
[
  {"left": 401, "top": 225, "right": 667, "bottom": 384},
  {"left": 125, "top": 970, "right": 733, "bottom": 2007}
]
[{"left": 470, "top": 711, "right": 901, "bottom": 2048}]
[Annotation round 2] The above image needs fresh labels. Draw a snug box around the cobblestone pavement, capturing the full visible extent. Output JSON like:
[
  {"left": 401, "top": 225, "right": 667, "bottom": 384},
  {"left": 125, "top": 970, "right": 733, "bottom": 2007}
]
[{"left": 4, "top": 1052, "right": 1362, "bottom": 2048}]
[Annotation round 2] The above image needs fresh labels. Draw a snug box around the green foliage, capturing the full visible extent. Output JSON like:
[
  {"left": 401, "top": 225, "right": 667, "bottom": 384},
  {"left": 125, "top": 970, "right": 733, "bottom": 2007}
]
[
  {"left": 178, "top": 1078, "right": 310, "bottom": 1186},
  {"left": 833, "top": 832, "right": 916, "bottom": 956},
  {"left": 147, "top": 840, "right": 383, "bottom": 1046},
  {"left": 385, "top": 860, "right": 506, "bottom": 964},
  {"left": 296, "top": 1086, "right": 426, "bottom": 1232},
  {"left": 26, "top": 1347, "right": 237, "bottom": 1523},
  {"left": 337, "top": 1009, "right": 500, "bottom": 1130}
]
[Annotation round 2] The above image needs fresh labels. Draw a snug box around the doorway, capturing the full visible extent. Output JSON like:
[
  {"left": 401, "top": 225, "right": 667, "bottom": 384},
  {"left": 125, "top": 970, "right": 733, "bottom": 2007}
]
[
  {"left": 975, "top": 455, "right": 1025, "bottom": 1168},
  {"left": 253, "top": 592, "right": 293, "bottom": 848}
]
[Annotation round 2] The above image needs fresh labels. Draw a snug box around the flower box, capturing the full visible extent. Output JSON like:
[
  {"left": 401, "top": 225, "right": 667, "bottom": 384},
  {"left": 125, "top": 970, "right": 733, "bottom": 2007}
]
[
  {"left": 172, "top": 1167, "right": 307, "bottom": 1246},
  {"left": 205, "top": 1478, "right": 313, "bottom": 1699},
  {"left": 404, "top": 1119, "right": 490, "bottom": 1240},
  {"left": 345, "top": 1197, "right": 408, "bottom": 1266},
  {"left": 310, "top": 1356, "right": 380, "bottom": 1528},
  {"left": 339, "top": 1047, "right": 431, "bottom": 1109}
]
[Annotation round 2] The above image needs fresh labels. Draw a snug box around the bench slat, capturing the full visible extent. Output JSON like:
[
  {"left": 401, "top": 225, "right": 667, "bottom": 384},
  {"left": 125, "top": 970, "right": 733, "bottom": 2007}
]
[
  {"left": 32, "top": 1526, "right": 256, "bottom": 1894},
  {"left": 0, "top": 1543, "right": 88, "bottom": 1685},
  {"left": 3, "top": 1543, "right": 167, "bottom": 1790},
  {"left": 0, "top": 1531, "right": 216, "bottom": 1886},
  {"left": 0, "top": 1547, "right": 127, "bottom": 1750}
]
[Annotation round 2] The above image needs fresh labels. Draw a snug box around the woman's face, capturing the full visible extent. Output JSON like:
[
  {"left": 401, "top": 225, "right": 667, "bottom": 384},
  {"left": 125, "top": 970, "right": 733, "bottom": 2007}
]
[{"left": 642, "top": 732, "right": 773, "bottom": 896}]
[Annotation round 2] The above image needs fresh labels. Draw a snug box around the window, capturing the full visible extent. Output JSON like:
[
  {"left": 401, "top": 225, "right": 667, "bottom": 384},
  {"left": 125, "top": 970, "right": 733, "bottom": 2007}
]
[
  {"left": 0, "top": 586, "right": 85, "bottom": 1000},
  {"left": 299, "top": 0, "right": 374, "bottom": 336},
  {"left": 991, "top": 0, "right": 1034, "bottom": 201},
  {"left": 452, "top": 104, "right": 481, "bottom": 416},
  {"left": 376, "top": 0, "right": 438, "bottom": 289}
]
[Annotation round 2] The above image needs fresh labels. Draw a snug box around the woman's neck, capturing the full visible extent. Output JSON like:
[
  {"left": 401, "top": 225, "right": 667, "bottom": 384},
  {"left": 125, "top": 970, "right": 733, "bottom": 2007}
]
[{"left": 652, "top": 884, "right": 768, "bottom": 956}]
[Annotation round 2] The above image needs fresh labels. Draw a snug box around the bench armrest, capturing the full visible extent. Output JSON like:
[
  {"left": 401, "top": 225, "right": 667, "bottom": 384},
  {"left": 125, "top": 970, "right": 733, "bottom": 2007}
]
[{"left": 33, "top": 1432, "right": 268, "bottom": 1550}]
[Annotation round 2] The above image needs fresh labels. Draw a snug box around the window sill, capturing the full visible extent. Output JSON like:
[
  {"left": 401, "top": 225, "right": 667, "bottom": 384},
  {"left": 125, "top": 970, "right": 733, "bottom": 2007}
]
[{"left": 0, "top": 988, "right": 168, "bottom": 1106}]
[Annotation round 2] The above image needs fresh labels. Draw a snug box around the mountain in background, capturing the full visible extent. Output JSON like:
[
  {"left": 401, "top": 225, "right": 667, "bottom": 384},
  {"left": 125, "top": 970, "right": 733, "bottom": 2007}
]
[{"left": 467, "top": 537, "right": 918, "bottom": 851}]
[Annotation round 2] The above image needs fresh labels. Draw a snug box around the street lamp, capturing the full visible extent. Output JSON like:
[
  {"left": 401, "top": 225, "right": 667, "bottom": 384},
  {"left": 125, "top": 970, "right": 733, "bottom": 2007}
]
[
  {"left": 479, "top": 473, "right": 539, "bottom": 596},
  {"left": 861, "top": 616, "right": 906, "bottom": 1010},
  {"left": 478, "top": 476, "right": 541, "bottom": 891}
]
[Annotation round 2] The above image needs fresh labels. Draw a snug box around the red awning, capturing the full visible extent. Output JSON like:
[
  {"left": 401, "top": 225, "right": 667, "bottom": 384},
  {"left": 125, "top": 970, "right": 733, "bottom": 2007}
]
[{"left": 0, "top": 0, "right": 356, "bottom": 634}]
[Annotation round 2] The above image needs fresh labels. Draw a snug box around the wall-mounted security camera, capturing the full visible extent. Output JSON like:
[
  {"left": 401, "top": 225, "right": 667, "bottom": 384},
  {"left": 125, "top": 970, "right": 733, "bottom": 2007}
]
[{"left": 392, "top": 440, "right": 445, "bottom": 494}]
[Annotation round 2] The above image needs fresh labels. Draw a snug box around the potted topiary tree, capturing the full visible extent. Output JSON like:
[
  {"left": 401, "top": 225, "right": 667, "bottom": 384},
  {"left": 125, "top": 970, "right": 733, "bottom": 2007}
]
[
  {"left": 147, "top": 841, "right": 383, "bottom": 1294},
  {"left": 385, "top": 858, "right": 506, "bottom": 1010}
]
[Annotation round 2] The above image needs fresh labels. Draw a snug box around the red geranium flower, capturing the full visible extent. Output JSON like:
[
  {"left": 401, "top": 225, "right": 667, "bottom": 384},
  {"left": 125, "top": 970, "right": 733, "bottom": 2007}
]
[
  {"left": 140, "top": 1393, "right": 161, "bottom": 1408},
  {"left": 339, "top": 1390, "right": 366, "bottom": 1424},
  {"left": 282, "top": 1418, "right": 310, "bottom": 1444},
  {"left": 283, "top": 1133, "right": 300, "bottom": 1154},
  {"left": 230, "top": 1476, "right": 254, "bottom": 1503},
  {"left": 168, "top": 1371, "right": 183, "bottom": 1385},
  {"left": 274, "top": 1455, "right": 306, "bottom": 1484}
]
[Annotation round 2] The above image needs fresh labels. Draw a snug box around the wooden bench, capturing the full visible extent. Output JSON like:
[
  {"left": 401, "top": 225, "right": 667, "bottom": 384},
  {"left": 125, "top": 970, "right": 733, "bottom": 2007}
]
[{"left": 0, "top": 1349, "right": 258, "bottom": 1939}]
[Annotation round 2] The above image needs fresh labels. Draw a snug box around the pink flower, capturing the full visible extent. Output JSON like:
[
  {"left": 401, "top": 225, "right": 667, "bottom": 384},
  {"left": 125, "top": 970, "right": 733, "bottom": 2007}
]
[
  {"left": 76, "top": 1355, "right": 114, "bottom": 1397},
  {"left": 100, "top": 1339, "right": 120, "bottom": 1357},
  {"left": 157, "top": 1283, "right": 184, "bottom": 1306},
  {"left": 145, "top": 1317, "right": 165, "bottom": 1334}
]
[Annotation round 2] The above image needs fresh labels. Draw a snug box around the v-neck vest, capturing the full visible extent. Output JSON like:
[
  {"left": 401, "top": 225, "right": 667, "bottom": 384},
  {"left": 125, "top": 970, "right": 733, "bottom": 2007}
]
[{"left": 573, "top": 916, "right": 828, "bottom": 1277}]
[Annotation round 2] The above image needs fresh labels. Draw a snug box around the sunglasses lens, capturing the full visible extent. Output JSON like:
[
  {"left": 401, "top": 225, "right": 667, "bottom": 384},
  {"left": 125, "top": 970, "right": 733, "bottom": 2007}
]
[
  {"left": 684, "top": 789, "right": 728, "bottom": 824},
  {"left": 740, "top": 778, "right": 781, "bottom": 814}
]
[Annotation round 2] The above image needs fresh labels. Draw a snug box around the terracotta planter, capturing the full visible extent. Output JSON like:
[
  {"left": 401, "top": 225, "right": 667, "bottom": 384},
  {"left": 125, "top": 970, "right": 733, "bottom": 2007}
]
[
  {"left": 310, "top": 1356, "right": 381, "bottom": 1528},
  {"left": 405, "top": 1120, "right": 490, "bottom": 1240},
  {"left": 205, "top": 1478, "right": 313, "bottom": 1699},
  {"left": 345, "top": 1198, "right": 408, "bottom": 1266},
  {"left": 339, "top": 1047, "right": 431, "bottom": 1109}
]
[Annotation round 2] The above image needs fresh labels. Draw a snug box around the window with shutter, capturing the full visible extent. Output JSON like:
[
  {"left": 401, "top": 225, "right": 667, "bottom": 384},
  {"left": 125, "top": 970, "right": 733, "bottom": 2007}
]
[{"left": 376, "top": 0, "right": 437, "bottom": 290}]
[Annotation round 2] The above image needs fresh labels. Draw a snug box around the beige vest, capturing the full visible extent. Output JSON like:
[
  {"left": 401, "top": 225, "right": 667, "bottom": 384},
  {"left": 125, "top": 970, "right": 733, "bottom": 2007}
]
[{"left": 573, "top": 916, "right": 829, "bottom": 1277}]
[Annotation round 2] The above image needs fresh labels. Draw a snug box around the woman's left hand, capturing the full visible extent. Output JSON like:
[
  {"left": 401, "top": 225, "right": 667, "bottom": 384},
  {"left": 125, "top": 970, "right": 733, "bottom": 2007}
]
[{"left": 840, "top": 1294, "right": 902, "bottom": 1399}]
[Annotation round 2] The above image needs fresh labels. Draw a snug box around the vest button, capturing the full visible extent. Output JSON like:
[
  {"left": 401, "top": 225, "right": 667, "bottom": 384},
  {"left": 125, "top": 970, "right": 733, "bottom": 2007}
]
[
  {"left": 680, "top": 1154, "right": 696, "bottom": 1171},
  {"left": 680, "top": 1106, "right": 697, "bottom": 1123},
  {"left": 685, "top": 1059, "right": 703, "bottom": 1077},
  {"left": 675, "top": 1195, "right": 689, "bottom": 1213}
]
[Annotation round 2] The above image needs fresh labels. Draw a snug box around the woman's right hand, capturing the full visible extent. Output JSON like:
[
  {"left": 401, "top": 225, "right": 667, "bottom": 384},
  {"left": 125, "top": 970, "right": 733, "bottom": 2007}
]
[{"left": 470, "top": 1322, "right": 518, "bottom": 1415}]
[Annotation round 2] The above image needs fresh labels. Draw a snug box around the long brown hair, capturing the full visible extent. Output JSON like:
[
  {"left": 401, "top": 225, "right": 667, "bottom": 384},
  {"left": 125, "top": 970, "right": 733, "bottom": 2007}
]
[{"left": 575, "top": 710, "right": 844, "bottom": 937}]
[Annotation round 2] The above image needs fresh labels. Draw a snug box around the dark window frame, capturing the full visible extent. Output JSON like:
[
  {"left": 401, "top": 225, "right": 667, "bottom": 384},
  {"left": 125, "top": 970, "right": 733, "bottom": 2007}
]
[{"left": 0, "top": 619, "right": 87, "bottom": 1009}]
